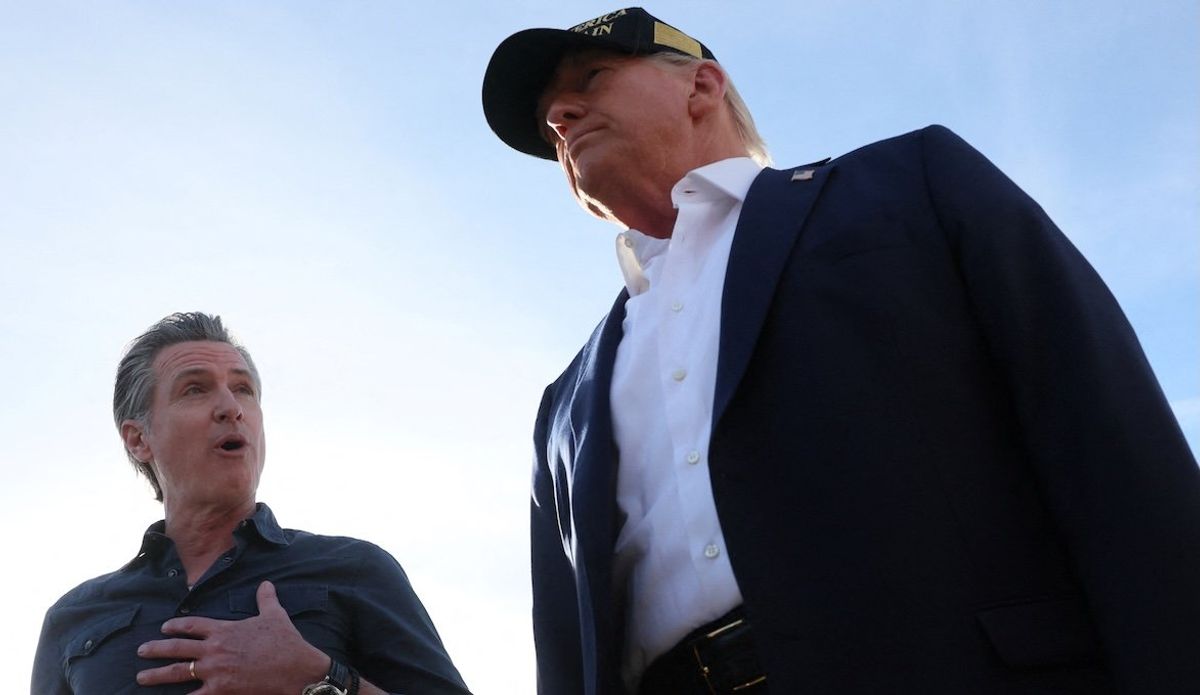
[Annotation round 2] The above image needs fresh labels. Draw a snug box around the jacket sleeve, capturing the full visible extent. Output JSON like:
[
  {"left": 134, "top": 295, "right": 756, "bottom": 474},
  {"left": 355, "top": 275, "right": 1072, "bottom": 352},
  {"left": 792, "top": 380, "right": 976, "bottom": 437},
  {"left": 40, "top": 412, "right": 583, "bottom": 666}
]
[
  {"left": 531, "top": 382, "right": 586, "bottom": 695},
  {"left": 920, "top": 124, "right": 1200, "bottom": 694}
]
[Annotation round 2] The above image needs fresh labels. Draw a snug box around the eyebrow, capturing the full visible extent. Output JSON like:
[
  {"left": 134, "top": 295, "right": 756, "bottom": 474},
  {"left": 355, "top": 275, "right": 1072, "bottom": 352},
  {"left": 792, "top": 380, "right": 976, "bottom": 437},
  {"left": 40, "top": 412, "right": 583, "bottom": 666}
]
[{"left": 169, "top": 367, "right": 254, "bottom": 385}]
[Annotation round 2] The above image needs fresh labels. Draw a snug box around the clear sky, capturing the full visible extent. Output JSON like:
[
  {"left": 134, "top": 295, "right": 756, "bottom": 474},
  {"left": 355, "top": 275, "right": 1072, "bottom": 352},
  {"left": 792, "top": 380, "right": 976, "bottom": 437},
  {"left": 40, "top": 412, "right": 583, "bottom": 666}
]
[{"left": 2, "top": 2, "right": 1196, "bottom": 693}]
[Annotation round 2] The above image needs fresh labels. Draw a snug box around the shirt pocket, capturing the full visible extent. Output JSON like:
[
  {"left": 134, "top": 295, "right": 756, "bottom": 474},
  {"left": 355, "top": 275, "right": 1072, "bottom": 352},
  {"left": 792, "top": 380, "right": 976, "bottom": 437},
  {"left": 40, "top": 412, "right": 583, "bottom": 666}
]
[
  {"left": 227, "top": 583, "right": 328, "bottom": 617},
  {"left": 227, "top": 583, "right": 344, "bottom": 656},
  {"left": 975, "top": 595, "right": 1104, "bottom": 669},
  {"left": 64, "top": 605, "right": 141, "bottom": 695}
]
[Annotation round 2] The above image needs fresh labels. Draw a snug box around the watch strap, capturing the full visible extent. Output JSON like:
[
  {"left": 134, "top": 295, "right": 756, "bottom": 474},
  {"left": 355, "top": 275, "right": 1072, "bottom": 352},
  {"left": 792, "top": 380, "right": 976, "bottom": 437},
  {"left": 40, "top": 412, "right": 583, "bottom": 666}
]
[{"left": 326, "top": 659, "right": 352, "bottom": 690}]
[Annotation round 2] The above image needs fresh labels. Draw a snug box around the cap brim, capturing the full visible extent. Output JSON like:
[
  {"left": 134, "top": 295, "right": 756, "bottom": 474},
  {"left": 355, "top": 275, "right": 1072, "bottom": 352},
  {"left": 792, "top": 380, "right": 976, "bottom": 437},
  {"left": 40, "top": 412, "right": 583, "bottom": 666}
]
[{"left": 482, "top": 28, "right": 633, "bottom": 161}]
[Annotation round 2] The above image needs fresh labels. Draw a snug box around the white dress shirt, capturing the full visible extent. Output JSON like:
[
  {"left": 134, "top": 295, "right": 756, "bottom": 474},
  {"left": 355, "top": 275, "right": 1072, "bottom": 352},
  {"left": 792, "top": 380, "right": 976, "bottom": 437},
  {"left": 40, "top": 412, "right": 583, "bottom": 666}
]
[{"left": 609, "top": 156, "right": 763, "bottom": 689}]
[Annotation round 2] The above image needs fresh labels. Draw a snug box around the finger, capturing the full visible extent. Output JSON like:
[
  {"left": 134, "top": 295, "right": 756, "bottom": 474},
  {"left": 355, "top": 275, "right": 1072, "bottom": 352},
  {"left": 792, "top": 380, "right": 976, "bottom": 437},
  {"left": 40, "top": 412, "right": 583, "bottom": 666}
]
[
  {"left": 138, "top": 637, "right": 204, "bottom": 660},
  {"left": 160, "top": 615, "right": 221, "bottom": 637},
  {"left": 255, "top": 579, "right": 285, "bottom": 617},
  {"left": 136, "top": 659, "right": 195, "bottom": 686}
]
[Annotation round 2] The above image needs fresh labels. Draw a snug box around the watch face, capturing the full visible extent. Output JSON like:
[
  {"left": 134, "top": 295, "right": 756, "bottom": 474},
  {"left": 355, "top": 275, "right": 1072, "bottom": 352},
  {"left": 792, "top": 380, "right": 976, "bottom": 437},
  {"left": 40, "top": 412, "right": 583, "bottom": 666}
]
[{"left": 301, "top": 685, "right": 346, "bottom": 695}]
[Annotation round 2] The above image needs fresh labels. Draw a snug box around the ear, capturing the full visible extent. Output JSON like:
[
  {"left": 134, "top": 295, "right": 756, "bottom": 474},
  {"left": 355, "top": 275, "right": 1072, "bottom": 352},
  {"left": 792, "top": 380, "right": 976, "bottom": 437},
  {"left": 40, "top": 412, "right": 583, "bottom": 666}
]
[
  {"left": 688, "top": 61, "right": 728, "bottom": 119},
  {"left": 121, "top": 419, "right": 152, "bottom": 464}
]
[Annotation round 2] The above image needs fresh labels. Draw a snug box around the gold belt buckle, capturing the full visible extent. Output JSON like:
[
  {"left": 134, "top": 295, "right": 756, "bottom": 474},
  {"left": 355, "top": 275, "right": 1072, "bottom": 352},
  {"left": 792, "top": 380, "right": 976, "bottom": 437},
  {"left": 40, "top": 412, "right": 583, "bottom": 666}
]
[{"left": 691, "top": 618, "right": 767, "bottom": 694}]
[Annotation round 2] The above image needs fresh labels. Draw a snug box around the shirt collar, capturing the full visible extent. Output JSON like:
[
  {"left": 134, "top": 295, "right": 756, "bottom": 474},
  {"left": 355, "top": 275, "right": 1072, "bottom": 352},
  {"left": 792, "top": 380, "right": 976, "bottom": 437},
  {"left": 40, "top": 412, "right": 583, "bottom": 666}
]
[
  {"left": 615, "top": 230, "right": 670, "bottom": 296},
  {"left": 242, "top": 502, "right": 290, "bottom": 546},
  {"left": 670, "top": 156, "right": 763, "bottom": 205},
  {"left": 126, "top": 502, "right": 289, "bottom": 568},
  {"left": 616, "top": 157, "right": 762, "bottom": 297}
]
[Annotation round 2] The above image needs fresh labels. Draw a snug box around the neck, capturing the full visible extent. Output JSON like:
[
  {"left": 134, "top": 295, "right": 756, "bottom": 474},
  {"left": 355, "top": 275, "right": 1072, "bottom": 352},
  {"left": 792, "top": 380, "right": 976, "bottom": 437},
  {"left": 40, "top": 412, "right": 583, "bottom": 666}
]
[
  {"left": 600, "top": 138, "right": 748, "bottom": 239},
  {"left": 607, "top": 193, "right": 679, "bottom": 239},
  {"left": 164, "top": 498, "right": 256, "bottom": 585}
]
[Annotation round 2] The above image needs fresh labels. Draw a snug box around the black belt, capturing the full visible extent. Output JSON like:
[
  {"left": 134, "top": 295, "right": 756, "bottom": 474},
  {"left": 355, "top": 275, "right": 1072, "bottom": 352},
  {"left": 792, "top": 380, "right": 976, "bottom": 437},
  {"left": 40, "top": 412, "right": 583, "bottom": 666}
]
[{"left": 638, "top": 606, "right": 768, "bottom": 695}]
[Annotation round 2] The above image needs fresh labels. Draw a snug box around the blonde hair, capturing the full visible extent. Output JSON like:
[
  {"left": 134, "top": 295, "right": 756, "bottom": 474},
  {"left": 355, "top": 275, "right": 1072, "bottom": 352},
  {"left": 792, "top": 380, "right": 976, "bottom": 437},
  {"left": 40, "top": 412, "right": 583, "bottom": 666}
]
[{"left": 645, "top": 52, "right": 772, "bottom": 166}]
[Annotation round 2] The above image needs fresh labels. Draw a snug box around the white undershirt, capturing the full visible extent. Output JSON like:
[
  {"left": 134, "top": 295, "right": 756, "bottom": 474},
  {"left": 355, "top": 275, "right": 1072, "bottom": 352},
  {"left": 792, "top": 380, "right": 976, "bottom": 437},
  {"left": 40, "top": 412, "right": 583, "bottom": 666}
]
[{"left": 610, "top": 157, "right": 763, "bottom": 689}]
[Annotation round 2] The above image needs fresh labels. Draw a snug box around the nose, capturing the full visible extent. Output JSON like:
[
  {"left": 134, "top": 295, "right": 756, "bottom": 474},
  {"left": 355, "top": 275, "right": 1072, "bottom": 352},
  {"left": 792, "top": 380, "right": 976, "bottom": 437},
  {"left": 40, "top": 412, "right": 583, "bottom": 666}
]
[
  {"left": 543, "top": 91, "right": 586, "bottom": 143},
  {"left": 213, "top": 388, "right": 244, "bottom": 422}
]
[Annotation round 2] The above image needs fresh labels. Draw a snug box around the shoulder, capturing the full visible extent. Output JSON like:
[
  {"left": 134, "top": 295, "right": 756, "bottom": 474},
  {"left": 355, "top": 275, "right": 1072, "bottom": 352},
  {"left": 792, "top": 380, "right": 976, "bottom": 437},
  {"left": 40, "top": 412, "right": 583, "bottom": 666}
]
[
  {"left": 43, "top": 565, "right": 130, "bottom": 616},
  {"left": 802, "top": 124, "right": 970, "bottom": 172},
  {"left": 843, "top": 124, "right": 968, "bottom": 157},
  {"left": 279, "top": 528, "right": 413, "bottom": 579},
  {"left": 281, "top": 528, "right": 396, "bottom": 560},
  {"left": 758, "top": 125, "right": 994, "bottom": 205},
  {"left": 36, "top": 565, "right": 139, "bottom": 660}
]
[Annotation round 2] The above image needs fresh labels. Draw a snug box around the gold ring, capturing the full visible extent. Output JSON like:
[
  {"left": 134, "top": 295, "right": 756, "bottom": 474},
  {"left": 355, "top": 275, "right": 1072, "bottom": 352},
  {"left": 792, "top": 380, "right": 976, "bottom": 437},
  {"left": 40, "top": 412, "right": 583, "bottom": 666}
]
[{"left": 189, "top": 660, "right": 197, "bottom": 680}]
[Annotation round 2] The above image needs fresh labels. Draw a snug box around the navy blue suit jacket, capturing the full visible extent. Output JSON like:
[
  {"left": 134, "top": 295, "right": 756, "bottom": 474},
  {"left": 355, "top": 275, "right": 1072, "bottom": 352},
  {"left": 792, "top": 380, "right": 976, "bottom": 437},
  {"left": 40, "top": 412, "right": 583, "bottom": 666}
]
[{"left": 531, "top": 125, "right": 1200, "bottom": 694}]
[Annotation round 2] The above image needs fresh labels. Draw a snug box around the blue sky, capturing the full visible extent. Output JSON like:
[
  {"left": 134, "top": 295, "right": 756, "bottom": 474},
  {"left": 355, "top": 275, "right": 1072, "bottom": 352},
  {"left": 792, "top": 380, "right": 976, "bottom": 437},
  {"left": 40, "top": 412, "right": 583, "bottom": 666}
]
[{"left": 2, "top": 2, "right": 1195, "bottom": 692}]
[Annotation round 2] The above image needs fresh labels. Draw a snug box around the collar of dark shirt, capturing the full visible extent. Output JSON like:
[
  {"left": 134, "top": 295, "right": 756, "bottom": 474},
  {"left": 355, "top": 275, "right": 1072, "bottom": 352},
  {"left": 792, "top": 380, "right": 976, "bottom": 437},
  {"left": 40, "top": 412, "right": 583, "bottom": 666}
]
[{"left": 122, "top": 502, "right": 290, "bottom": 570}]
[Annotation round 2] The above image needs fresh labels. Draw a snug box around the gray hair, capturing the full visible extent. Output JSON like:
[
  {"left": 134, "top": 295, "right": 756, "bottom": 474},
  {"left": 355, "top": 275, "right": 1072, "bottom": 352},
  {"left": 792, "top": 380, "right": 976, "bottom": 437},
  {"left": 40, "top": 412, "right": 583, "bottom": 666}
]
[
  {"left": 645, "top": 52, "right": 772, "bottom": 166},
  {"left": 113, "top": 312, "right": 260, "bottom": 501}
]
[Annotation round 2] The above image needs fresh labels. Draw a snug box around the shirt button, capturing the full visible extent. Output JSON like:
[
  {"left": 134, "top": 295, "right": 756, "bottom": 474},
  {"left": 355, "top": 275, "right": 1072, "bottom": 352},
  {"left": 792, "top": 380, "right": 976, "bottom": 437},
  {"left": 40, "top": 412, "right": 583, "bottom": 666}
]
[
  {"left": 671, "top": 301, "right": 684, "bottom": 312},
  {"left": 622, "top": 235, "right": 634, "bottom": 248},
  {"left": 672, "top": 369, "right": 687, "bottom": 382},
  {"left": 83, "top": 639, "right": 94, "bottom": 652},
  {"left": 222, "top": 556, "right": 233, "bottom": 564},
  {"left": 167, "top": 568, "right": 179, "bottom": 578},
  {"left": 704, "top": 544, "right": 720, "bottom": 559},
  {"left": 178, "top": 606, "right": 191, "bottom": 615},
  {"left": 687, "top": 451, "right": 701, "bottom": 464}
]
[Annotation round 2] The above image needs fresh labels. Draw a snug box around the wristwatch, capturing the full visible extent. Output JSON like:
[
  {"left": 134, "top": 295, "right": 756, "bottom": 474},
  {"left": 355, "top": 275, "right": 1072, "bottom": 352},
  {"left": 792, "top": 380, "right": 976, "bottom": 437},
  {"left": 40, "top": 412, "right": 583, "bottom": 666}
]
[{"left": 302, "top": 658, "right": 359, "bottom": 695}]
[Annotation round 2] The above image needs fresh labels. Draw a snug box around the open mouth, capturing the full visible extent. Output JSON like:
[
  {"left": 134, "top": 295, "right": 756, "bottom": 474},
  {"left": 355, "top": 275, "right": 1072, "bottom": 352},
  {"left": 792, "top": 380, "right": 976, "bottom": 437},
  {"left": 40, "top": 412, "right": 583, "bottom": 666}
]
[{"left": 216, "top": 435, "right": 247, "bottom": 452}]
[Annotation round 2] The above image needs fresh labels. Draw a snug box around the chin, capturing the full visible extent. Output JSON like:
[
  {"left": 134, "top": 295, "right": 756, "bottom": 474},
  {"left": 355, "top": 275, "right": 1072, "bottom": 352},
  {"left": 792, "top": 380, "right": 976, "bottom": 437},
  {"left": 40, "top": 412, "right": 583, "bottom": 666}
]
[{"left": 573, "top": 160, "right": 609, "bottom": 189}]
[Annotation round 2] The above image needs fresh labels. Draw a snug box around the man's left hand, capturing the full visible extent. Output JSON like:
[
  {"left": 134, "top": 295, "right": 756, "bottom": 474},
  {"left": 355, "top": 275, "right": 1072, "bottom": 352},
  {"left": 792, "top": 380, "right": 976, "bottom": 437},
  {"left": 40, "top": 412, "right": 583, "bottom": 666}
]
[{"left": 137, "top": 580, "right": 330, "bottom": 695}]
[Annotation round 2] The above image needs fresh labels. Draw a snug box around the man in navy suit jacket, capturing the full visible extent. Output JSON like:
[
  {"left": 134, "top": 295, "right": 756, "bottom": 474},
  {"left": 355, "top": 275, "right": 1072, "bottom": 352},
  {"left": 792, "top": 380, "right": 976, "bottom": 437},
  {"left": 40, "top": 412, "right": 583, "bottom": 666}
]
[{"left": 482, "top": 8, "right": 1200, "bottom": 695}]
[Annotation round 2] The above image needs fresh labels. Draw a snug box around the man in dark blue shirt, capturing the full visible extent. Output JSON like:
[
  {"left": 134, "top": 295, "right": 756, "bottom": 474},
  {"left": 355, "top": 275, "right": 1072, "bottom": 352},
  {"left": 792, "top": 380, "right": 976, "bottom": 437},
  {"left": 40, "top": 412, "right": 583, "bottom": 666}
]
[{"left": 33, "top": 312, "right": 470, "bottom": 695}]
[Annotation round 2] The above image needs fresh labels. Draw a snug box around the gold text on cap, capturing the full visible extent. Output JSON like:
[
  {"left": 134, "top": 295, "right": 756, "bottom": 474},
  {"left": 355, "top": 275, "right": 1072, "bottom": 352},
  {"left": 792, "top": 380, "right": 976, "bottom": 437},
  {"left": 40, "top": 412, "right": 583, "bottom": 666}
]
[{"left": 571, "top": 9, "right": 628, "bottom": 36}]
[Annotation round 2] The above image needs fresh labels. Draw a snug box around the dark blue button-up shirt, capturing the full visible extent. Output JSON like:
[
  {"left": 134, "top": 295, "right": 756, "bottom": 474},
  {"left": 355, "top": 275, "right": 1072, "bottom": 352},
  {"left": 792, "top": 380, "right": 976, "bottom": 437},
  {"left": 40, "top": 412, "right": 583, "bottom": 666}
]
[{"left": 32, "top": 503, "right": 470, "bottom": 694}]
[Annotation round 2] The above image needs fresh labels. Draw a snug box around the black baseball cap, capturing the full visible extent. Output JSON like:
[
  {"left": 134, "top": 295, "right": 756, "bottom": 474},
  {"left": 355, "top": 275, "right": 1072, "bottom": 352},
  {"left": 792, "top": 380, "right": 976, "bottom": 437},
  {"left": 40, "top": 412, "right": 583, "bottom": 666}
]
[{"left": 482, "top": 7, "right": 716, "bottom": 161}]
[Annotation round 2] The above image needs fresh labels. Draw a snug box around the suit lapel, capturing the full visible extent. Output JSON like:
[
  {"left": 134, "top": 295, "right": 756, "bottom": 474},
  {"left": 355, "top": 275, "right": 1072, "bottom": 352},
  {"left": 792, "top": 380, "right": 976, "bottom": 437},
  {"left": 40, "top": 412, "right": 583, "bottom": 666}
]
[
  {"left": 567, "top": 289, "right": 627, "bottom": 693},
  {"left": 570, "top": 288, "right": 628, "bottom": 550},
  {"left": 713, "top": 165, "right": 833, "bottom": 427}
]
